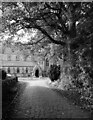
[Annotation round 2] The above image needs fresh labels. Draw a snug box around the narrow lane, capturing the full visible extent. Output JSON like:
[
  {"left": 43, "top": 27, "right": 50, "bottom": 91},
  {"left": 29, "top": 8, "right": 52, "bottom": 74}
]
[{"left": 4, "top": 78, "right": 91, "bottom": 118}]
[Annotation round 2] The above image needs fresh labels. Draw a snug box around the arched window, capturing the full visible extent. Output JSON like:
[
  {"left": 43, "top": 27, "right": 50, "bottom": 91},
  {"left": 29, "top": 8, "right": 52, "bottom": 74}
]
[
  {"left": 26, "top": 68, "right": 28, "bottom": 73},
  {"left": 8, "top": 67, "right": 10, "bottom": 73},
  {"left": 17, "top": 67, "right": 20, "bottom": 73}
]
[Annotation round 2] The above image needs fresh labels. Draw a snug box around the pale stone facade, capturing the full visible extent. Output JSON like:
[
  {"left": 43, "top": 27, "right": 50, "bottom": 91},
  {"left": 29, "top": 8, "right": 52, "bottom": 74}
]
[
  {"left": 0, "top": 54, "right": 35, "bottom": 77},
  {"left": 0, "top": 43, "right": 47, "bottom": 77}
]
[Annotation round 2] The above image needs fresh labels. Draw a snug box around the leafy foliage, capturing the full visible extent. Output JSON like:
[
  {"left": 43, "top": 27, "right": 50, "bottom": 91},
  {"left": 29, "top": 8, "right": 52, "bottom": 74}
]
[
  {"left": 2, "top": 2, "right": 93, "bottom": 46},
  {"left": 48, "top": 64, "right": 60, "bottom": 81}
]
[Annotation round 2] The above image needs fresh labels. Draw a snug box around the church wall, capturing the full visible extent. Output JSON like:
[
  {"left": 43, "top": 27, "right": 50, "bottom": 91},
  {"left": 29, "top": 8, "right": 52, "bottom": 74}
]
[
  {"left": 0, "top": 46, "right": 47, "bottom": 78},
  {"left": 0, "top": 53, "right": 35, "bottom": 77}
]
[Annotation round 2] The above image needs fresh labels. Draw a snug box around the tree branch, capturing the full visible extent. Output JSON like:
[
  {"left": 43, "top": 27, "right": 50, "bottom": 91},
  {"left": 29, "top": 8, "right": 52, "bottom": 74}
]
[{"left": 35, "top": 25, "right": 66, "bottom": 46}]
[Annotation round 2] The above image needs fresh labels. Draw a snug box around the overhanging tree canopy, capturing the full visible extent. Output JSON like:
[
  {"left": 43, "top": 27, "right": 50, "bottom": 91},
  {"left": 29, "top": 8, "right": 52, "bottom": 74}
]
[{"left": 2, "top": 2, "right": 93, "bottom": 48}]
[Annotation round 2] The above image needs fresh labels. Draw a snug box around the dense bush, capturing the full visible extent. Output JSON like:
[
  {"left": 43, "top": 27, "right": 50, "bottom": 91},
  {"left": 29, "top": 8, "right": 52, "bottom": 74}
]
[
  {"left": 48, "top": 64, "right": 60, "bottom": 81},
  {"left": 2, "top": 77, "right": 18, "bottom": 95},
  {"left": 68, "top": 64, "right": 93, "bottom": 110},
  {"left": 0, "top": 69, "right": 7, "bottom": 80}
]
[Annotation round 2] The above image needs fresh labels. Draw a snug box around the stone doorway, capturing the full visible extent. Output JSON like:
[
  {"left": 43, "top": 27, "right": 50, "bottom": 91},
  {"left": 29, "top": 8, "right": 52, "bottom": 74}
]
[
  {"left": 35, "top": 69, "right": 39, "bottom": 77},
  {"left": 32, "top": 65, "right": 42, "bottom": 77}
]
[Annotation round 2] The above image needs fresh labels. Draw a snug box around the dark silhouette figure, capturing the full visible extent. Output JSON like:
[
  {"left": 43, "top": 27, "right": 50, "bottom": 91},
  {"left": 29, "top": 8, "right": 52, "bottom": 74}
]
[{"left": 35, "top": 69, "right": 39, "bottom": 77}]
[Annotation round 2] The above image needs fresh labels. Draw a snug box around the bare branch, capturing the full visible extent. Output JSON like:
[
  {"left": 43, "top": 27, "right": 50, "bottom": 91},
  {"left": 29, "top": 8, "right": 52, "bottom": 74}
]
[{"left": 35, "top": 25, "right": 66, "bottom": 46}]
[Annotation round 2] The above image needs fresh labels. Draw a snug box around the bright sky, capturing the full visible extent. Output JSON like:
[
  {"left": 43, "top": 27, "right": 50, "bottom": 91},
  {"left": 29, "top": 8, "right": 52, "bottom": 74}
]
[
  {"left": 15, "top": 29, "right": 37, "bottom": 43},
  {"left": 1, "top": 29, "right": 37, "bottom": 43}
]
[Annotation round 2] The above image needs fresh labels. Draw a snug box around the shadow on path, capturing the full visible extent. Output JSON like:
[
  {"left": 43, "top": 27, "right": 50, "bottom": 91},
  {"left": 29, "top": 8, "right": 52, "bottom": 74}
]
[{"left": 3, "top": 79, "right": 92, "bottom": 119}]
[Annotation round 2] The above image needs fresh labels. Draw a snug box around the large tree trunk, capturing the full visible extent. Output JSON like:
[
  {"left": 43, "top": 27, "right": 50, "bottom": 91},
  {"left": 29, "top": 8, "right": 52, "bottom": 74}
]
[
  {"left": 66, "top": 17, "right": 76, "bottom": 79},
  {"left": 67, "top": 37, "right": 71, "bottom": 80}
]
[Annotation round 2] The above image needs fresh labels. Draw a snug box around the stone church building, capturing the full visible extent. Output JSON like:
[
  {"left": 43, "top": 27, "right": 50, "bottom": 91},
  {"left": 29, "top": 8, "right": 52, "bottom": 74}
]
[{"left": 0, "top": 42, "right": 49, "bottom": 77}]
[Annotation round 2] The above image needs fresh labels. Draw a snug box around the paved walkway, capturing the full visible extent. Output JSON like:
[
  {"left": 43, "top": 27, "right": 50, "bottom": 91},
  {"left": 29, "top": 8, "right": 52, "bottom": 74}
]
[{"left": 4, "top": 78, "right": 91, "bottom": 118}]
